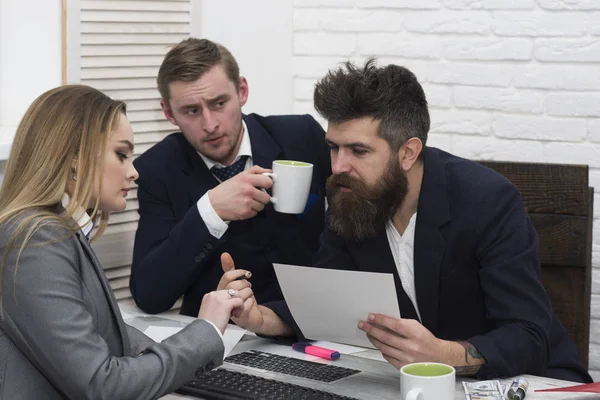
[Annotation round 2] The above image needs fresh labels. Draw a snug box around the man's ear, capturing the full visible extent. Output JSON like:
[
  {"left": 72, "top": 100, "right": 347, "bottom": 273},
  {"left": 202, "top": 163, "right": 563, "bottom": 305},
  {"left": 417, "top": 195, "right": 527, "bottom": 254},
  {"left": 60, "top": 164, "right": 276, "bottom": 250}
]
[
  {"left": 160, "top": 99, "right": 178, "bottom": 126},
  {"left": 398, "top": 137, "right": 423, "bottom": 171},
  {"left": 238, "top": 76, "right": 249, "bottom": 108}
]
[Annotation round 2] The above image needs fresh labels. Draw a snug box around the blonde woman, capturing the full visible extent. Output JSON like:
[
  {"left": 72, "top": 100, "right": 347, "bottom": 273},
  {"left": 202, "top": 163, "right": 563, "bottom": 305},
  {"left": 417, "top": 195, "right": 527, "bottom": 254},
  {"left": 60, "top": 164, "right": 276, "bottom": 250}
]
[{"left": 0, "top": 85, "right": 249, "bottom": 399}]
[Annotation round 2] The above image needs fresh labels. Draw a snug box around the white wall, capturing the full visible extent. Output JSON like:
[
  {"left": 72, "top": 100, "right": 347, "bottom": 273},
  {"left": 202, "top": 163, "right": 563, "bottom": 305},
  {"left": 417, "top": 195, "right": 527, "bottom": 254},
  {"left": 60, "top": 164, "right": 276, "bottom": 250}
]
[
  {"left": 191, "top": 0, "right": 294, "bottom": 116},
  {"left": 0, "top": 0, "right": 62, "bottom": 159},
  {"left": 291, "top": 0, "right": 600, "bottom": 379}
]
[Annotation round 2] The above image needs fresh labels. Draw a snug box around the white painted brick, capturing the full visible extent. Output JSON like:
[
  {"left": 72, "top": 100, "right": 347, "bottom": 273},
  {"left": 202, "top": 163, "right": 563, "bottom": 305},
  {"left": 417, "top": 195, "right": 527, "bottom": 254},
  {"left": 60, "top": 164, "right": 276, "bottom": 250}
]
[
  {"left": 454, "top": 86, "right": 543, "bottom": 113},
  {"left": 592, "top": 294, "right": 600, "bottom": 318},
  {"left": 494, "top": 115, "right": 587, "bottom": 142},
  {"left": 294, "top": 0, "right": 355, "bottom": 7},
  {"left": 593, "top": 243, "right": 600, "bottom": 267},
  {"left": 426, "top": 133, "right": 455, "bottom": 152},
  {"left": 592, "top": 266, "right": 600, "bottom": 295},
  {"left": 444, "top": 38, "right": 532, "bottom": 61},
  {"left": 591, "top": 345, "right": 600, "bottom": 370},
  {"left": 357, "top": 0, "right": 442, "bottom": 9},
  {"left": 590, "top": 120, "right": 600, "bottom": 143},
  {"left": 294, "top": 9, "right": 321, "bottom": 31},
  {"left": 294, "top": 78, "right": 317, "bottom": 101},
  {"left": 430, "top": 108, "right": 491, "bottom": 135},
  {"left": 294, "top": 33, "right": 356, "bottom": 56},
  {"left": 514, "top": 65, "right": 600, "bottom": 90},
  {"left": 294, "top": 9, "right": 405, "bottom": 32},
  {"left": 593, "top": 13, "right": 600, "bottom": 35},
  {"left": 544, "top": 142, "right": 600, "bottom": 168},
  {"left": 547, "top": 93, "right": 600, "bottom": 117},
  {"left": 404, "top": 11, "right": 490, "bottom": 34},
  {"left": 536, "top": 39, "right": 600, "bottom": 62},
  {"left": 589, "top": 369, "right": 600, "bottom": 383},
  {"left": 445, "top": 0, "right": 534, "bottom": 9},
  {"left": 591, "top": 321, "right": 600, "bottom": 345},
  {"left": 358, "top": 34, "right": 442, "bottom": 59},
  {"left": 594, "top": 193, "right": 600, "bottom": 219},
  {"left": 494, "top": 12, "right": 588, "bottom": 37},
  {"left": 538, "top": 0, "right": 600, "bottom": 10},
  {"left": 422, "top": 84, "right": 452, "bottom": 108},
  {"left": 292, "top": 56, "right": 349, "bottom": 78},
  {"left": 589, "top": 168, "right": 600, "bottom": 192},
  {"left": 428, "top": 62, "right": 514, "bottom": 87},
  {"left": 451, "top": 136, "right": 545, "bottom": 162}
]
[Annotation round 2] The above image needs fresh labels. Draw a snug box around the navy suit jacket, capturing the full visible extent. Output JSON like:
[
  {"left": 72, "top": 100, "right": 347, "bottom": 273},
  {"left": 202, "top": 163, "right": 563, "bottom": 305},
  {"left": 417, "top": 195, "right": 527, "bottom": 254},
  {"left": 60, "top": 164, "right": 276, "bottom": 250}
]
[
  {"left": 269, "top": 147, "right": 591, "bottom": 383},
  {"left": 131, "top": 113, "right": 331, "bottom": 317}
]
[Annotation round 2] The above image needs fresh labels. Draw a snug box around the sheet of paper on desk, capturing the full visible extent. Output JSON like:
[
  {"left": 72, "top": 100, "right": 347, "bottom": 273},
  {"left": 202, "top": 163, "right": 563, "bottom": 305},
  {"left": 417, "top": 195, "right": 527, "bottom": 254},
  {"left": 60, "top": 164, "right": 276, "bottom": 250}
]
[
  {"left": 143, "top": 324, "right": 246, "bottom": 357},
  {"left": 144, "top": 326, "right": 183, "bottom": 343},
  {"left": 273, "top": 263, "right": 401, "bottom": 349},
  {"left": 310, "top": 341, "right": 366, "bottom": 355}
]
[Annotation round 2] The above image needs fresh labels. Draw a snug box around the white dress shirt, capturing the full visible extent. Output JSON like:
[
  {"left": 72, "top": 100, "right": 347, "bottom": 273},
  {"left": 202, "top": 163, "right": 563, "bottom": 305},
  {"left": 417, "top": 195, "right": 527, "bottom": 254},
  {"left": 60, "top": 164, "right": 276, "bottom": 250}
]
[
  {"left": 385, "top": 213, "right": 422, "bottom": 321},
  {"left": 197, "top": 120, "right": 252, "bottom": 239}
]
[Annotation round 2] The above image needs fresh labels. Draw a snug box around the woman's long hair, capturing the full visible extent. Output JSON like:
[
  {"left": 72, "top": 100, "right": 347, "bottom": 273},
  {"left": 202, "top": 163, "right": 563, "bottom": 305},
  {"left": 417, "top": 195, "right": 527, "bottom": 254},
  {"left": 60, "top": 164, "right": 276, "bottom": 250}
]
[{"left": 0, "top": 85, "right": 126, "bottom": 309}]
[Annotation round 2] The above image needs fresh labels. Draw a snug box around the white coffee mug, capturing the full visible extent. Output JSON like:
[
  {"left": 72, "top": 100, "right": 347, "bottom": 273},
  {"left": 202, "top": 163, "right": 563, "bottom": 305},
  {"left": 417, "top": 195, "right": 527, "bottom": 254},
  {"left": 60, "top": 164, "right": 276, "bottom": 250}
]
[
  {"left": 262, "top": 160, "right": 313, "bottom": 214},
  {"left": 401, "top": 362, "right": 455, "bottom": 400}
]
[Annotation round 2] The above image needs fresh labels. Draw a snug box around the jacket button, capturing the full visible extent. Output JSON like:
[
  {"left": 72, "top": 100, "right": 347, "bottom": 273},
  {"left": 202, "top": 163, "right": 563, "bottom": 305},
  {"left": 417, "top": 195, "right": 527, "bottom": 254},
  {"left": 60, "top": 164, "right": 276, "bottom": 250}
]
[
  {"left": 195, "top": 252, "right": 206, "bottom": 263},
  {"left": 205, "top": 243, "right": 213, "bottom": 251}
]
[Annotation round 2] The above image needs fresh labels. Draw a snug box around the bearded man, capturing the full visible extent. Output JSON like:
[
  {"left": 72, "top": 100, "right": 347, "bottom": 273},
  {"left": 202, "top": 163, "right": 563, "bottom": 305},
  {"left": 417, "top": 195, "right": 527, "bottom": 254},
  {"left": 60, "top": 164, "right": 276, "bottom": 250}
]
[{"left": 217, "top": 59, "right": 591, "bottom": 383}]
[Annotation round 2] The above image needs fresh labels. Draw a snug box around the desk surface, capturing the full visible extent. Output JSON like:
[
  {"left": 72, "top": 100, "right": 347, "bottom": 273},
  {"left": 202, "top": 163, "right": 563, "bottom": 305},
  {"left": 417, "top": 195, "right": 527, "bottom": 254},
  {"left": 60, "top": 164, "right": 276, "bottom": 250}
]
[{"left": 120, "top": 305, "right": 597, "bottom": 400}]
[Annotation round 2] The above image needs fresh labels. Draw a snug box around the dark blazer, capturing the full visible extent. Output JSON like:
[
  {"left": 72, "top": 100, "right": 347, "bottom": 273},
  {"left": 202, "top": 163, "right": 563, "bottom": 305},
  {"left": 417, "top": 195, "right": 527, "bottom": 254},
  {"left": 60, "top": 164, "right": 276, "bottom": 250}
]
[
  {"left": 0, "top": 212, "right": 223, "bottom": 400},
  {"left": 131, "top": 113, "right": 331, "bottom": 317},
  {"left": 269, "top": 147, "right": 591, "bottom": 383}
]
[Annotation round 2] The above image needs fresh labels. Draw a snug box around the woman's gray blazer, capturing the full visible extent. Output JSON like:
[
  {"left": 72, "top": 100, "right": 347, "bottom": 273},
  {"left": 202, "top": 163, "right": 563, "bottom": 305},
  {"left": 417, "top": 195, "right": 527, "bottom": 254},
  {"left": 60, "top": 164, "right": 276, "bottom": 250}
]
[{"left": 0, "top": 215, "right": 223, "bottom": 399}]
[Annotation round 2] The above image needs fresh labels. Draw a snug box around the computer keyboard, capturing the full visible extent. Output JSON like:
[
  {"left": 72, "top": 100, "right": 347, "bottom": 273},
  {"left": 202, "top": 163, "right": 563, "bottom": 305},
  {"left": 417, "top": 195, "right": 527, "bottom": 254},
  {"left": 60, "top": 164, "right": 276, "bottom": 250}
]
[
  {"left": 224, "top": 350, "right": 360, "bottom": 383},
  {"left": 177, "top": 368, "right": 361, "bottom": 400}
]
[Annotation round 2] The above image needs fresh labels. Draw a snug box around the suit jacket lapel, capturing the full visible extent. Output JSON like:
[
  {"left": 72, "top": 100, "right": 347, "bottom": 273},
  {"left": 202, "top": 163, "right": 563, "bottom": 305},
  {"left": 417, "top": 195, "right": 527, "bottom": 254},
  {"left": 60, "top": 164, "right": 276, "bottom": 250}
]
[
  {"left": 244, "top": 114, "right": 283, "bottom": 169},
  {"left": 77, "top": 233, "right": 131, "bottom": 354},
  {"left": 414, "top": 148, "right": 451, "bottom": 335}
]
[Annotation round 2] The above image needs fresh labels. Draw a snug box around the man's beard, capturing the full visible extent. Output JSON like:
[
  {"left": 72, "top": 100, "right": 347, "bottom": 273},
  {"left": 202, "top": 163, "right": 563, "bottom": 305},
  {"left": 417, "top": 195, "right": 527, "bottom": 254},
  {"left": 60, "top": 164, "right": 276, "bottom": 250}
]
[{"left": 326, "top": 156, "right": 408, "bottom": 242}]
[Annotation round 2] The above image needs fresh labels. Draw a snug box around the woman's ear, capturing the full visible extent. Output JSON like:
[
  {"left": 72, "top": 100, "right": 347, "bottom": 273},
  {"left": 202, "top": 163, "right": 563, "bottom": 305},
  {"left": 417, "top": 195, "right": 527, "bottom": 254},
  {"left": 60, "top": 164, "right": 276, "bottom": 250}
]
[{"left": 398, "top": 137, "right": 423, "bottom": 171}]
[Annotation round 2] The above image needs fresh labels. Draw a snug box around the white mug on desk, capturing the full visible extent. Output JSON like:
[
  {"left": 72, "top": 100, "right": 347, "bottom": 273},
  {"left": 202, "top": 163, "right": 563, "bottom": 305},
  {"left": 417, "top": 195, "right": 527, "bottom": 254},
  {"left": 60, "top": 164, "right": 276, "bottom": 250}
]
[
  {"left": 262, "top": 160, "right": 313, "bottom": 214},
  {"left": 401, "top": 362, "right": 455, "bottom": 400}
]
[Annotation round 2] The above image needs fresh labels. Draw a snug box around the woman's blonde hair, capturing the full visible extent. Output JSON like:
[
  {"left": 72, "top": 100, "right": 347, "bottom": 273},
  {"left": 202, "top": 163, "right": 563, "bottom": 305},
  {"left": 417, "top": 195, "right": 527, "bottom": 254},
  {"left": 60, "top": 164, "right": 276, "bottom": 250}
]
[{"left": 0, "top": 85, "right": 126, "bottom": 307}]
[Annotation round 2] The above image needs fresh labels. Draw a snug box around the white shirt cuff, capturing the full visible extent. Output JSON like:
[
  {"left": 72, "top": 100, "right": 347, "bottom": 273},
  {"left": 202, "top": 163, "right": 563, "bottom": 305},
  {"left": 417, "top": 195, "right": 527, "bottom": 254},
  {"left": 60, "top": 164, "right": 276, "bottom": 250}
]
[
  {"left": 198, "top": 192, "right": 229, "bottom": 239},
  {"left": 203, "top": 319, "right": 225, "bottom": 346}
]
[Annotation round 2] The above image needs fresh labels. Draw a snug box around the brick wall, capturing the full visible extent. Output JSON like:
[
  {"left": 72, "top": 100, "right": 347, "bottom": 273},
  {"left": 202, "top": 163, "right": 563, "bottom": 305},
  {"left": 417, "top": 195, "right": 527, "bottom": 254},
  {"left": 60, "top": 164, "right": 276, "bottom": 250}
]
[{"left": 291, "top": 0, "right": 600, "bottom": 379}]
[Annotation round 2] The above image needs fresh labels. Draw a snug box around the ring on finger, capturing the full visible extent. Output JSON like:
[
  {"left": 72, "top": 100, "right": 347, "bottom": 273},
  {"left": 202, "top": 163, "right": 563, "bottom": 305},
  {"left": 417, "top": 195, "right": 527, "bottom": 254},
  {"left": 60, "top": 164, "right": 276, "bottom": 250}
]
[{"left": 228, "top": 288, "right": 237, "bottom": 298}]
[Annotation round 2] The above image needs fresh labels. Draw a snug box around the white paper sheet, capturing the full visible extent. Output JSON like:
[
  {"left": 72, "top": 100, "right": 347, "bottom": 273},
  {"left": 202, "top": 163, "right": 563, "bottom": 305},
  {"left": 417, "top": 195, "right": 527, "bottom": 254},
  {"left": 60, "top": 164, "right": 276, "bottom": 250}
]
[
  {"left": 273, "top": 263, "right": 401, "bottom": 349},
  {"left": 144, "top": 326, "right": 183, "bottom": 343},
  {"left": 310, "top": 341, "right": 366, "bottom": 355},
  {"left": 143, "top": 324, "right": 247, "bottom": 357},
  {"left": 223, "top": 325, "right": 247, "bottom": 357}
]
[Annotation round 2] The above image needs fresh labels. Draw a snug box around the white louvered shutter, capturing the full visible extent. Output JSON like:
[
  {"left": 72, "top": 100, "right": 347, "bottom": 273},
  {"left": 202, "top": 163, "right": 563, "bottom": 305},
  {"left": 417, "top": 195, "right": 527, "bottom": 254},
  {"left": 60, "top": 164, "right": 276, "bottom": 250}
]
[{"left": 76, "top": 0, "right": 190, "bottom": 307}]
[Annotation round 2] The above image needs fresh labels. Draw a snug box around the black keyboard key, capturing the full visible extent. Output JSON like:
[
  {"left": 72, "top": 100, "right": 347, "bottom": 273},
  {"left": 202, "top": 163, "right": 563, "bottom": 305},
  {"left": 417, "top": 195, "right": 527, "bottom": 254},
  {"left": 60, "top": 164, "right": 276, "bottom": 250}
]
[
  {"left": 178, "top": 369, "right": 360, "bottom": 400},
  {"left": 224, "top": 350, "right": 360, "bottom": 383}
]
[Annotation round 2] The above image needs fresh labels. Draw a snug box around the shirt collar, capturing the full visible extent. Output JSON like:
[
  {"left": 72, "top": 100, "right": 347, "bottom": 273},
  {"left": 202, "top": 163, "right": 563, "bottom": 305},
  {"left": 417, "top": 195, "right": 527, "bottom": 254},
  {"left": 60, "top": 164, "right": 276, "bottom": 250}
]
[
  {"left": 198, "top": 120, "right": 252, "bottom": 170},
  {"left": 61, "top": 193, "right": 94, "bottom": 238}
]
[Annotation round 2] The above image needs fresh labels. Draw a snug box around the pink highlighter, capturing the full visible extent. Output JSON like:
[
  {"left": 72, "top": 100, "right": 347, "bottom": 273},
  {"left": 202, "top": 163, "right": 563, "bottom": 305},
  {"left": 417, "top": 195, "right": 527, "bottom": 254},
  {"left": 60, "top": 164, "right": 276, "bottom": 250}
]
[{"left": 292, "top": 342, "right": 340, "bottom": 360}]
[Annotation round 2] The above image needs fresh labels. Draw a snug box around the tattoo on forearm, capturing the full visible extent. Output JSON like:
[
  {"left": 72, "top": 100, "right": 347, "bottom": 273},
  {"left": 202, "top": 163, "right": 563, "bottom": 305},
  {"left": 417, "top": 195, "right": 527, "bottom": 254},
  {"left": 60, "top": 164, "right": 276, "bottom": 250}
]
[
  {"left": 460, "top": 341, "right": 484, "bottom": 363},
  {"left": 454, "top": 365, "right": 482, "bottom": 375},
  {"left": 456, "top": 341, "right": 485, "bottom": 376}
]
